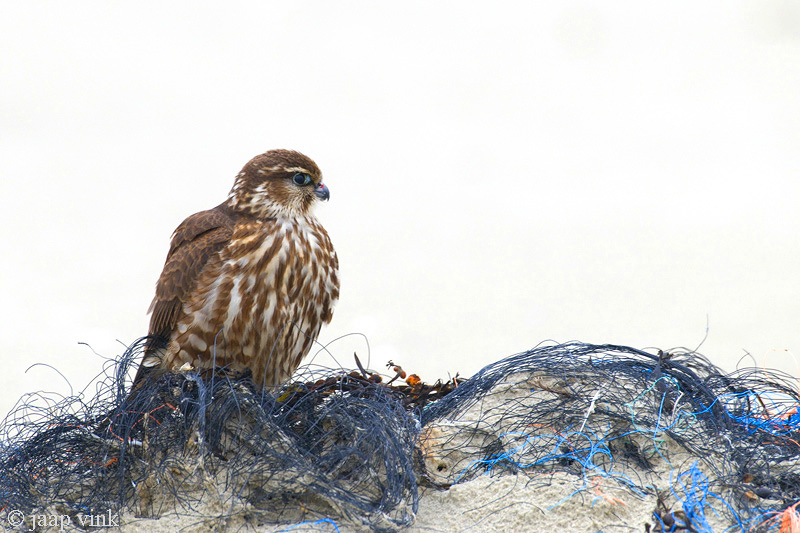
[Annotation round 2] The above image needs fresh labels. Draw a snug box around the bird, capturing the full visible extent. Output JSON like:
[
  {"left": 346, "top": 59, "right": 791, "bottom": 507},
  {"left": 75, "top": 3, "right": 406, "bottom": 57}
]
[{"left": 133, "top": 149, "right": 339, "bottom": 390}]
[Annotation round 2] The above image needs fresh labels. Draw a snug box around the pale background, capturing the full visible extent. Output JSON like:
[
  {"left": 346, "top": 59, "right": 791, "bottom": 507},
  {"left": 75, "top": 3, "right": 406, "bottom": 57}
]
[{"left": 1, "top": 1, "right": 798, "bottom": 418}]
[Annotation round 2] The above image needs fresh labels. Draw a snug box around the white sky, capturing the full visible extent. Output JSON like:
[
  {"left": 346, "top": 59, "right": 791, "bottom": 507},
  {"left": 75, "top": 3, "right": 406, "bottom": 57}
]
[{"left": 1, "top": 1, "right": 799, "bottom": 417}]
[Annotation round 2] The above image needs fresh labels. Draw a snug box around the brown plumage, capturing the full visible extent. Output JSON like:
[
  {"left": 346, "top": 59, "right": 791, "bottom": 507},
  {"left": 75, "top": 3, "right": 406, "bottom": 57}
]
[{"left": 134, "top": 149, "right": 339, "bottom": 389}]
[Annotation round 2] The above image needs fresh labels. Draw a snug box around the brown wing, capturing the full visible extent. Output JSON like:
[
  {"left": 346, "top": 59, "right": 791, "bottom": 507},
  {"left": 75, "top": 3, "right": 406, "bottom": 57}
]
[{"left": 147, "top": 205, "right": 235, "bottom": 347}]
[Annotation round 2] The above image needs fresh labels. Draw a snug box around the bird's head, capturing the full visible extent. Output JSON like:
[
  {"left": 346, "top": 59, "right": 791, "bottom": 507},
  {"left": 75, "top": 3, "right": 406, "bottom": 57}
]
[{"left": 226, "top": 149, "right": 330, "bottom": 218}]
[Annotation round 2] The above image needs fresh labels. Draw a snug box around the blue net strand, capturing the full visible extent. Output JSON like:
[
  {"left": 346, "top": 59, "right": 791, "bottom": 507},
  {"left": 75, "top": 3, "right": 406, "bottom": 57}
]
[{"left": 0, "top": 340, "right": 798, "bottom": 531}]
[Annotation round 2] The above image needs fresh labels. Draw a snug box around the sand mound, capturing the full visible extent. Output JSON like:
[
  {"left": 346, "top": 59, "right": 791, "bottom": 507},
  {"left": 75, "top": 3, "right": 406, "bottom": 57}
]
[{"left": 2, "top": 341, "right": 799, "bottom": 532}]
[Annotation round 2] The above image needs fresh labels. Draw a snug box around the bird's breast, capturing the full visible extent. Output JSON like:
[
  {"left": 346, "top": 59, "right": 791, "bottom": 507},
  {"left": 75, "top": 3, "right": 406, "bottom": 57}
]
[
  {"left": 201, "top": 216, "right": 338, "bottom": 338},
  {"left": 168, "top": 215, "right": 339, "bottom": 386}
]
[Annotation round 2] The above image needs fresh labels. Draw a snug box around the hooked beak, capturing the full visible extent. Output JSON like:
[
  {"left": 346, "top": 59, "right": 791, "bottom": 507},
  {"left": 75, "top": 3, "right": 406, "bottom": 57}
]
[{"left": 314, "top": 182, "right": 330, "bottom": 201}]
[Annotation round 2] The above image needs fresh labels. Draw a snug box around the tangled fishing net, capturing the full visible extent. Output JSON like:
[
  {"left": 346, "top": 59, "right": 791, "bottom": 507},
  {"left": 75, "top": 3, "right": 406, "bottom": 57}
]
[{"left": 1, "top": 340, "right": 799, "bottom": 532}]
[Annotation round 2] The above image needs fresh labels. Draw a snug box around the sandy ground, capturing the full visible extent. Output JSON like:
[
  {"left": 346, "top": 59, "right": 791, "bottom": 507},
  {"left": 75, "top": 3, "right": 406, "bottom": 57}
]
[
  {"left": 6, "top": 358, "right": 796, "bottom": 533},
  {"left": 116, "top": 473, "right": 670, "bottom": 532},
  {"left": 113, "top": 449, "right": 736, "bottom": 533},
  {"left": 108, "top": 372, "right": 756, "bottom": 533}
]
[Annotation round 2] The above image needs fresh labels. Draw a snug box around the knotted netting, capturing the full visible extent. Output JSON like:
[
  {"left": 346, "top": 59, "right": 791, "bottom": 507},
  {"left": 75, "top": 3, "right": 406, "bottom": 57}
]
[{"left": 1, "top": 340, "right": 798, "bottom": 532}]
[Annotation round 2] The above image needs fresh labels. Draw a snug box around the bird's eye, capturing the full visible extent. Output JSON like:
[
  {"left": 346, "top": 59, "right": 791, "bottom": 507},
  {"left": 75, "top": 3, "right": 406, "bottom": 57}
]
[{"left": 292, "top": 173, "right": 312, "bottom": 186}]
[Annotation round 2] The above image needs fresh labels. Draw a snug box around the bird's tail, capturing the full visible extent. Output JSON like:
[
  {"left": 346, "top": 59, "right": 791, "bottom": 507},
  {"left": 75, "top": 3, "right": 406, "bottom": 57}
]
[{"left": 130, "top": 336, "right": 168, "bottom": 391}]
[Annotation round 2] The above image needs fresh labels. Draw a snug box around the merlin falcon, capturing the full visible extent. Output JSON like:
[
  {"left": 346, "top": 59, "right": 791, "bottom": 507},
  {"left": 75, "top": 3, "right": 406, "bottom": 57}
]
[{"left": 133, "top": 149, "right": 339, "bottom": 388}]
